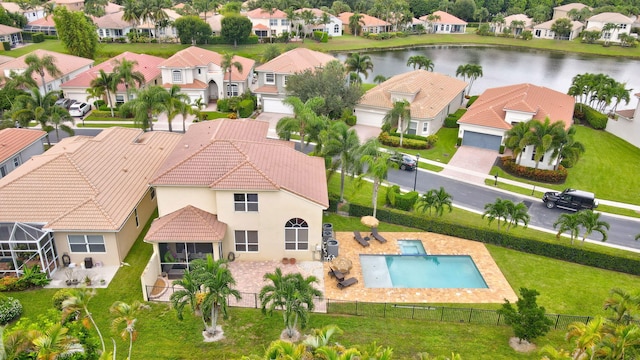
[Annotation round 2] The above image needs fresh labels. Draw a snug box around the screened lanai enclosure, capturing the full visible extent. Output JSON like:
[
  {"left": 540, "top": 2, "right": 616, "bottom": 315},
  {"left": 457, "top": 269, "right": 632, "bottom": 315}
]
[{"left": 0, "top": 222, "right": 59, "bottom": 277}]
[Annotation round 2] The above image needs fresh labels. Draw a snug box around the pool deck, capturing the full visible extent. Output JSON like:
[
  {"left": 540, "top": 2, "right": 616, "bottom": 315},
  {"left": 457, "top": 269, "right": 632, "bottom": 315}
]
[{"left": 324, "top": 232, "right": 518, "bottom": 304}]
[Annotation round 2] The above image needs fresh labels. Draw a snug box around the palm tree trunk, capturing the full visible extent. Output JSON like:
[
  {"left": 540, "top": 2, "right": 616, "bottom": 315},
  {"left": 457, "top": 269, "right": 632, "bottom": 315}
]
[
  {"left": 128, "top": 329, "right": 133, "bottom": 360},
  {"left": 399, "top": 118, "right": 404, "bottom": 147},
  {"left": 85, "top": 307, "right": 106, "bottom": 353},
  {"left": 339, "top": 170, "right": 346, "bottom": 202},
  {"left": 107, "top": 90, "right": 115, "bottom": 117},
  {"left": 372, "top": 182, "right": 379, "bottom": 218}
]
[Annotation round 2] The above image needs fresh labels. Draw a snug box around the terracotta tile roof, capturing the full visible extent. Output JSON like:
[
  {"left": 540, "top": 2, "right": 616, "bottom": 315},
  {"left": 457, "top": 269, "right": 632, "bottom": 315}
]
[
  {"left": 253, "top": 23, "right": 269, "bottom": 30},
  {"left": 0, "top": 24, "right": 22, "bottom": 36},
  {"left": 145, "top": 205, "right": 227, "bottom": 242},
  {"left": 357, "top": 70, "right": 467, "bottom": 119},
  {"left": 159, "top": 46, "right": 255, "bottom": 81},
  {"left": 294, "top": 8, "right": 329, "bottom": 17},
  {"left": 505, "top": 14, "right": 532, "bottom": 27},
  {"left": 104, "top": 1, "right": 122, "bottom": 14},
  {"left": 616, "top": 109, "right": 635, "bottom": 119},
  {"left": 27, "top": 17, "right": 56, "bottom": 26},
  {"left": 555, "top": 2, "right": 590, "bottom": 11},
  {"left": 338, "top": 12, "right": 389, "bottom": 27},
  {"left": 0, "top": 49, "right": 93, "bottom": 88},
  {"left": 255, "top": 47, "right": 335, "bottom": 74},
  {"left": 420, "top": 11, "right": 467, "bottom": 25},
  {"left": 253, "top": 84, "right": 278, "bottom": 94},
  {"left": 0, "top": 127, "right": 182, "bottom": 231},
  {"left": 151, "top": 119, "right": 329, "bottom": 208},
  {"left": 54, "top": 0, "right": 83, "bottom": 4},
  {"left": 587, "top": 12, "right": 633, "bottom": 23},
  {"left": 457, "top": 83, "right": 575, "bottom": 130},
  {"left": 93, "top": 11, "right": 129, "bottom": 29},
  {"left": 246, "top": 8, "right": 287, "bottom": 19},
  {"left": 535, "top": 19, "right": 583, "bottom": 31},
  {"left": 0, "top": 128, "right": 46, "bottom": 163},
  {"left": 61, "top": 52, "right": 163, "bottom": 92},
  {"left": 162, "top": 79, "right": 207, "bottom": 89}
]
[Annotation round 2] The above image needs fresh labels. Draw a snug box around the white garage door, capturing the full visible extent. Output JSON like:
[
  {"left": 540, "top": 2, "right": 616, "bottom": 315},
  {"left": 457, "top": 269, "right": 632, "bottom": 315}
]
[
  {"left": 355, "top": 110, "right": 383, "bottom": 127},
  {"left": 263, "top": 98, "right": 293, "bottom": 114},
  {"left": 462, "top": 131, "right": 502, "bottom": 151}
]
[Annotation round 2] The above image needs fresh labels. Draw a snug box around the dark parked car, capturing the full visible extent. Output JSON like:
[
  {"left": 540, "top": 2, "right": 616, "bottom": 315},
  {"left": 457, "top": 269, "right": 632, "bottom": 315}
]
[
  {"left": 390, "top": 153, "right": 417, "bottom": 171},
  {"left": 542, "top": 188, "right": 598, "bottom": 211}
]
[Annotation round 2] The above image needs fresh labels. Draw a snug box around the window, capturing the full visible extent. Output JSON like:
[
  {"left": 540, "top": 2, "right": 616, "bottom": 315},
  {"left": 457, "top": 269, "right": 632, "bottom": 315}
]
[
  {"left": 265, "top": 73, "right": 275, "bottom": 84},
  {"left": 235, "top": 230, "right": 258, "bottom": 252},
  {"left": 270, "top": 19, "right": 278, "bottom": 27},
  {"left": 0, "top": 165, "right": 6, "bottom": 178},
  {"left": 198, "top": 68, "right": 201, "bottom": 74},
  {"left": 115, "top": 95, "right": 125, "bottom": 105},
  {"left": 226, "top": 84, "right": 239, "bottom": 97},
  {"left": 134, "top": 208, "right": 139, "bottom": 227},
  {"left": 281, "top": 19, "right": 289, "bottom": 26},
  {"left": 172, "top": 70, "right": 182, "bottom": 82},
  {"left": 334, "top": 24, "right": 339, "bottom": 33},
  {"left": 283, "top": 76, "right": 287, "bottom": 86},
  {"left": 234, "top": 193, "right": 258, "bottom": 211},
  {"left": 12, "top": 157, "right": 20, "bottom": 167},
  {"left": 408, "top": 121, "right": 417, "bottom": 135},
  {"left": 285, "top": 218, "right": 308, "bottom": 250},
  {"left": 68, "top": 235, "right": 105, "bottom": 253},
  {"left": 531, "top": 147, "right": 544, "bottom": 162}
]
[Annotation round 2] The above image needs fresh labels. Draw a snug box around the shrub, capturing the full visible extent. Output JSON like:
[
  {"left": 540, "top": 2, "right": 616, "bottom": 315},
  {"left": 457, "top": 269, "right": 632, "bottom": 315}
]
[
  {"left": 466, "top": 96, "right": 479, "bottom": 107},
  {"left": 228, "top": 112, "right": 237, "bottom": 119},
  {"left": 32, "top": 32, "right": 45, "bottom": 43},
  {"left": 2, "top": 42, "right": 10, "bottom": 51},
  {"left": 379, "top": 132, "right": 430, "bottom": 149},
  {"left": 574, "top": 104, "right": 607, "bottom": 129},
  {"left": 386, "top": 185, "right": 401, "bottom": 206},
  {"left": 457, "top": 137, "right": 462, "bottom": 146},
  {"left": 217, "top": 99, "right": 230, "bottom": 112},
  {"left": 500, "top": 156, "right": 567, "bottom": 183},
  {"left": 395, "top": 191, "right": 419, "bottom": 211},
  {"left": 0, "top": 276, "right": 19, "bottom": 292},
  {"left": 499, "top": 145, "right": 505, "bottom": 154},
  {"left": 93, "top": 100, "right": 106, "bottom": 108},
  {"left": 0, "top": 295, "right": 22, "bottom": 324},
  {"left": 52, "top": 289, "right": 74, "bottom": 311},
  {"left": 344, "top": 115, "right": 356, "bottom": 126},
  {"left": 238, "top": 99, "right": 254, "bottom": 118},
  {"left": 444, "top": 108, "right": 467, "bottom": 128},
  {"left": 327, "top": 194, "right": 340, "bottom": 212}
]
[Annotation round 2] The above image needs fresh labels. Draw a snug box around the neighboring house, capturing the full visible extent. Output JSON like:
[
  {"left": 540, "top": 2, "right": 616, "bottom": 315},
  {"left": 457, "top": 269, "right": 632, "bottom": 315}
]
[
  {"left": 294, "top": 8, "right": 342, "bottom": 37},
  {"left": 457, "top": 83, "right": 574, "bottom": 170},
  {"left": 0, "top": 2, "right": 46, "bottom": 22},
  {"left": 205, "top": 13, "right": 223, "bottom": 35},
  {"left": 158, "top": 46, "right": 255, "bottom": 104},
  {"left": 338, "top": 12, "right": 390, "bottom": 34},
  {"left": 137, "top": 8, "right": 181, "bottom": 41},
  {"left": 354, "top": 70, "right": 467, "bottom": 136},
  {"left": 23, "top": 16, "right": 57, "bottom": 36},
  {"left": 52, "top": 0, "right": 84, "bottom": 11},
  {"left": 420, "top": 11, "right": 467, "bottom": 34},
  {"left": 553, "top": 3, "right": 591, "bottom": 20},
  {"left": 0, "top": 24, "right": 22, "bottom": 46},
  {"left": 492, "top": 14, "right": 532, "bottom": 34},
  {"left": 253, "top": 47, "right": 335, "bottom": 114},
  {"left": 585, "top": 12, "right": 633, "bottom": 43},
  {"left": 103, "top": 1, "right": 122, "bottom": 14},
  {"left": 246, "top": 8, "right": 289, "bottom": 38},
  {"left": 608, "top": 93, "right": 640, "bottom": 148},
  {"left": 0, "top": 128, "right": 46, "bottom": 179},
  {"left": 534, "top": 19, "right": 584, "bottom": 40},
  {"left": 0, "top": 49, "right": 94, "bottom": 94},
  {"left": 0, "top": 127, "right": 182, "bottom": 277},
  {"left": 142, "top": 119, "right": 328, "bottom": 291},
  {"left": 61, "top": 52, "right": 164, "bottom": 104},
  {"left": 93, "top": 11, "right": 133, "bottom": 41}
]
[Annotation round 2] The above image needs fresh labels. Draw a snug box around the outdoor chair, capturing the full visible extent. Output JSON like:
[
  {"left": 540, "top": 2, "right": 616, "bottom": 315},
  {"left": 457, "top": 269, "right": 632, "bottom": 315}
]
[
  {"left": 328, "top": 267, "right": 345, "bottom": 282},
  {"left": 337, "top": 277, "right": 358, "bottom": 289},
  {"left": 370, "top": 228, "right": 387, "bottom": 243},
  {"left": 353, "top": 231, "right": 370, "bottom": 247}
]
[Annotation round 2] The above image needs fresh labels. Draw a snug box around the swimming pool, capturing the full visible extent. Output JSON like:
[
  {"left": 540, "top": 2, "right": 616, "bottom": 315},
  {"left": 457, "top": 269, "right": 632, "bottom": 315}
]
[
  {"left": 397, "top": 240, "right": 427, "bottom": 255},
  {"left": 360, "top": 254, "right": 488, "bottom": 289}
]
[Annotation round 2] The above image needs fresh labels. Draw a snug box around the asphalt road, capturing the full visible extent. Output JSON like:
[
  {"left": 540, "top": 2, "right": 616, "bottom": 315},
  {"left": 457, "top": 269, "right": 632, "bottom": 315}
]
[{"left": 388, "top": 168, "right": 640, "bottom": 250}]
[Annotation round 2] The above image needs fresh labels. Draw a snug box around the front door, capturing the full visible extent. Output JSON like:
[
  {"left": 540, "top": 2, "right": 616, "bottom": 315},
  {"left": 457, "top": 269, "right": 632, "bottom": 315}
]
[{"left": 208, "top": 81, "right": 218, "bottom": 101}]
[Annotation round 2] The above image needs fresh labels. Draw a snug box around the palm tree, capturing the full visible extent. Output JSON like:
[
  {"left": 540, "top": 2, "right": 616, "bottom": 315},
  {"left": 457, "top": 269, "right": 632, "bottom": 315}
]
[
  {"left": 565, "top": 316, "right": 605, "bottom": 360},
  {"left": 406, "top": 55, "right": 434, "bottom": 71},
  {"left": 504, "top": 201, "right": 530, "bottom": 231},
  {"left": 523, "top": 118, "right": 566, "bottom": 169},
  {"left": 577, "top": 210, "right": 610, "bottom": 245},
  {"left": 553, "top": 213, "right": 581, "bottom": 245},
  {"left": 382, "top": 100, "right": 411, "bottom": 147},
  {"left": 491, "top": 14, "right": 505, "bottom": 34},
  {"left": 120, "top": 86, "right": 169, "bottom": 131},
  {"left": 299, "top": 9, "right": 315, "bottom": 40},
  {"left": 416, "top": 187, "right": 453, "bottom": 217},
  {"left": 276, "top": 96, "right": 324, "bottom": 151},
  {"left": 345, "top": 53, "right": 374, "bottom": 81},
  {"left": 264, "top": 340, "right": 308, "bottom": 359},
  {"left": 504, "top": 121, "right": 530, "bottom": 164},
  {"left": 113, "top": 58, "right": 145, "bottom": 102},
  {"left": 87, "top": 70, "right": 118, "bottom": 117},
  {"left": 259, "top": 268, "right": 322, "bottom": 339},
  {"left": 603, "top": 288, "right": 640, "bottom": 325},
  {"left": 348, "top": 12, "right": 365, "bottom": 36},
  {"left": 455, "top": 64, "right": 483, "bottom": 96},
  {"left": 426, "top": 14, "right": 441, "bottom": 33},
  {"left": 322, "top": 121, "right": 361, "bottom": 203},
  {"left": 170, "top": 269, "right": 203, "bottom": 321},
  {"left": 12, "top": 88, "right": 59, "bottom": 146},
  {"left": 220, "top": 53, "right": 243, "bottom": 99},
  {"left": 24, "top": 53, "right": 62, "bottom": 93},
  {"left": 510, "top": 20, "right": 525, "bottom": 37},
  {"left": 302, "top": 325, "right": 343, "bottom": 350},
  {"left": 48, "top": 106, "right": 74, "bottom": 142},
  {"left": 482, "top": 198, "right": 509, "bottom": 231},
  {"left": 165, "top": 84, "right": 190, "bottom": 132},
  {"left": 602, "top": 22, "right": 620, "bottom": 46},
  {"left": 110, "top": 300, "right": 150, "bottom": 360},
  {"left": 31, "top": 323, "right": 77, "bottom": 360},
  {"left": 358, "top": 139, "right": 393, "bottom": 218},
  {"left": 61, "top": 288, "right": 106, "bottom": 354},
  {"left": 122, "top": 0, "right": 141, "bottom": 41},
  {"left": 373, "top": 75, "right": 387, "bottom": 84}
]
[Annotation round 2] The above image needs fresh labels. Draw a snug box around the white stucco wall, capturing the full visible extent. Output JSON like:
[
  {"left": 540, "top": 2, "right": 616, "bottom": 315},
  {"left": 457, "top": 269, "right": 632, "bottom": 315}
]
[
  {"left": 504, "top": 110, "right": 534, "bottom": 124},
  {"left": 156, "top": 186, "right": 217, "bottom": 216},
  {"left": 606, "top": 115, "right": 640, "bottom": 148}
]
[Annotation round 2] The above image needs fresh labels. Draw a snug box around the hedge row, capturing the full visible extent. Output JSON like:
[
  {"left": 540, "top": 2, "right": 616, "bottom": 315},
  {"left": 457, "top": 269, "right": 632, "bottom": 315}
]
[
  {"left": 386, "top": 185, "right": 419, "bottom": 211},
  {"left": 444, "top": 108, "right": 467, "bottom": 128},
  {"left": 574, "top": 104, "right": 608, "bottom": 129},
  {"left": 379, "top": 132, "right": 438, "bottom": 149},
  {"left": 500, "top": 156, "right": 567, "bottom": 183},
  {"left": 466, "top": 96, "right": 479, "bottom": 107},
  {"left": 347, "top": 203, "right": 640, "bottom": 276}
]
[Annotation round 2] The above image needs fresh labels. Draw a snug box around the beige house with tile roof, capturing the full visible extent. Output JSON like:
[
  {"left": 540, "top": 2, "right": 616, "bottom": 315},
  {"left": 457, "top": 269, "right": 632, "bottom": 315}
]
[
  {"left": 585, "top": 12, "right": 633, "bottom": 43},
  {"left": 143, "top": 119, "right": 328, "bottom": 285},
  {"left": 338, "top": 12, "right": 389, "bottom": 35},
  {"left": 246, "top": 8, "right": 289, "bottom": 38},
  {"left": 420, "top": 11, "right": 467, "bottom": 34},
  {"left": 0, "top": 24, "right": 23, "bottom": 46},
  {"left": 294, "top": 8, "right": 342, "bottom": 37},
  {"left": 92, "top": 11, "right": 133, "bottom": 41},
  {"left": 137, "top": 8, "right": 181, "bottom": 41},
  {"left": 0, "top": 2, "right": 46, "bottom": 22},
  {"left": 492, "top": 14, "right": 532, "bottom": 34},
  {"left": 608, "top": 93, "right": 640, "bottom": 148},
  {"left": 534, "top": 19, "right": 584, "bottom": 40},
  {"left": 254, "top": 47, "right": 335, "bottom": 114},
  {"left": 457, "top": 84, "right": 574, "bottom": 170},
  {"left": 61, "top": 52, "right": 164, "bottom": 105},
  {"left": 159, "top": 46, "right": 255, "bottom": 104},
  {"left": 553, "top": 2, "right": 591, "bottom": 20},
  {"left": 0, "top": 128, "right": 46, "bottom": 180},
  {"left": 0, "top": 49, "right": 93, "bottom": 95},
  {"left": 24, "top": 16, "right": 57, "bottom": 36},
  {"left": 355, "top": 70, "right": 467, "bottom": 136},
  {"left": 0, "top": 127, "right": 182, "bottom": 277}
]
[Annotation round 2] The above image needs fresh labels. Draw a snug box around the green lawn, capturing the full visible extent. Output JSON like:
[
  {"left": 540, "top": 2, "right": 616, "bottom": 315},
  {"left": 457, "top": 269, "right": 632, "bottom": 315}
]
[{"left": 381, "top": 127, "right": 459, "bottom": 165}]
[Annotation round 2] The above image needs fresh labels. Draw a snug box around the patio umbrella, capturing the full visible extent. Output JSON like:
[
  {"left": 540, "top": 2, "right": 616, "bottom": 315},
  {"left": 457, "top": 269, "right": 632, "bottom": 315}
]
[
  {"left": 360, "top": 216, "right": 379, "bottom": 228},
  {"left": 332, "top": 257, "right": 353, "bottom": 274}
]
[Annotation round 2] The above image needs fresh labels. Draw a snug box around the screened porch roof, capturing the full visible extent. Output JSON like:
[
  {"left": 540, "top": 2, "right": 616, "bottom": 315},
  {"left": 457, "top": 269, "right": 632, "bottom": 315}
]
[{"left": 144, "top": 205, "right": 226, "bottom": 243}]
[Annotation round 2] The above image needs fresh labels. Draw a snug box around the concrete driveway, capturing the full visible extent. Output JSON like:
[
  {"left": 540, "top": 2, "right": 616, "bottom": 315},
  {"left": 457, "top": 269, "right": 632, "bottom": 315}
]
[
  {"left": 440, "top": 146, "right": 501, "bottom": 185},
  {"left": 255, "top": 112, "right": 289, "bottom": 138}
]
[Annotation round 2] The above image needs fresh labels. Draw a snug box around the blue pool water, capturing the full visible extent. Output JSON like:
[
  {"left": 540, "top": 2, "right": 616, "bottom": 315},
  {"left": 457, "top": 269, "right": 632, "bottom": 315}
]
[
  {"left": 397, "top": 240, "right": 427, "bottom": 255},
  {"left": 360, "top": 254, "right": 488, "bottom": 289}
]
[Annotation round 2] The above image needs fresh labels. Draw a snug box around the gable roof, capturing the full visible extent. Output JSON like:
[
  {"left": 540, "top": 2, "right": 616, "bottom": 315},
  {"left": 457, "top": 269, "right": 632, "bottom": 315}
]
[
  {"left": 587, "top": 12, "right": 633, "bottom": 24},
  {"left": 0, "top": 127, "right": 182, "bottom": 231},
  {"left": 457, "top": 83, "right": 575, "bottom": 130},
  {"left": 0, "top": 49, "right": 93, "bottom": 88},
  {"left": 535, "top": 19, "right": 583, "bottom": 31},
  {"left": 151, "top": 119, "right": 329, "bottom": 208},
  {"left": 0, "top": 128, "right": 46, "bottom": 163},
  {"left": 246, "top": 8, "right": 287, "bottom": 19},
  {"left": 93, "top": 11, "right": 130, "bottom": 29},
  {"left": 504, "top": 14, "right": 532, "bottom": 26},
  {"left": 255, "top": 47, "right": 335, "bottom": 74},
  {"left": 61, "top": 52, "right": 164, "bottom": 91},
  {"left": 358, "top": 70, "right": 467, "bottom": 119},
  {"left": 158, "top": 46, "right": 255, "bottom": 81},
  {"left": 554, "top": 2, "right": 590, "bottom": 11},
  {"left": 295, "top": 8, "right": 333, "bottom": 18},
  {"left": 144, "top": 205, "right": 227, "bottom": 242},
  {"left": 420, "top": 11, "right": 467, "bottom": 25},
  {"left": 0, "top": 24, "right": 22, "bottom": 36},
  {"left": 338, "top": 12, "right": 389, "bottom": 27}
]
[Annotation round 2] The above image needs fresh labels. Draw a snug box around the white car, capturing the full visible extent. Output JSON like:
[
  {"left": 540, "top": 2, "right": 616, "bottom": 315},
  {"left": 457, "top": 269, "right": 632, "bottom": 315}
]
[{"left": 69, "top": 102, "right": 91, "bottom": 117}]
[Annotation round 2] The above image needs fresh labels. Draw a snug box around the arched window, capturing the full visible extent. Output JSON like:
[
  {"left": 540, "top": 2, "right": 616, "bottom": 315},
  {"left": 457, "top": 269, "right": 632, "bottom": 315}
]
[
  {"left": 285, "top": 218, "right": 308, "bottom": 250},
  {"left": 172, "top": 70, "right": 182, "bottom": 83},
  {"left": 334, "top": 24, "right": 339, "bottom": 33}
]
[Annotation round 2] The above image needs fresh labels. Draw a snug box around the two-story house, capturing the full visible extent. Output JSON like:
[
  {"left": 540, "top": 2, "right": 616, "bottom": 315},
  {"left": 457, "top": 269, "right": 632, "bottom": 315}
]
[
  {"left": 585, "top": 12, "right": 634, "bottom": 43},
  {"left": 294, "top": 8, "right": 342, "bottom": 37},
  {"left": 0, "top": 128, "right": 46, "bottom": 180},
  {"left": 246, "top": 8, "right": 289, "bottom": 38},
  {"left": 61, "top": 52, "right": 164, "bottom": 105},
  {"left": 254, "top": 47, "right": 335, "bottom": 114},
  {"left": 158, "top": 46, "right": 255, "bottom": 104},
  {"left": 457, "top": 83, "right": 574, "bottom": 170},
  {"left": 143, "top": 119, "right": 328, "bottom": 284}
]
